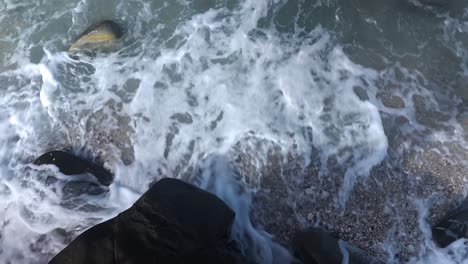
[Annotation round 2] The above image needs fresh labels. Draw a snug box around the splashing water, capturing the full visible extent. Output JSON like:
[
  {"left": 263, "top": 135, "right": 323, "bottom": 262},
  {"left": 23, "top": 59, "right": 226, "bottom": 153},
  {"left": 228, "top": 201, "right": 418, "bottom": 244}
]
[{"left": 1, "top": 0, "right": 468, "bottom": 263}]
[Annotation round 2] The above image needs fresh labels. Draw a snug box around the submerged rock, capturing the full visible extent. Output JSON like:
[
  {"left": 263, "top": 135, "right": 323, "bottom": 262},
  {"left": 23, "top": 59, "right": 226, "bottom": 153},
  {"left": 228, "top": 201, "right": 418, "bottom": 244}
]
[
  {"left": 69, "top": 20, "right": 123, "bottom": 54},
  {"left": 432, "top": 199, "right": 468, "bottom": 248},
  {"left": 48, "top": 178, "right": 244, "bottom": 264},
  {"left": 61, "top": 181, "right": 107, "bottom": 199},
  {"left": 34, "top": 150, "right": 113, "bottom": 186},
  {"left": 292, "top": 228, "right": 383, "bottom": 264}
]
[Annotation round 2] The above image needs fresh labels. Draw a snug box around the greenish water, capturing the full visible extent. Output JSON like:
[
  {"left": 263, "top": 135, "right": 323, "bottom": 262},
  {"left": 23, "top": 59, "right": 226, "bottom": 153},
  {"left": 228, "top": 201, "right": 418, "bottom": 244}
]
[{"left": 0, "top": 0, "right": 467, "bottom": 263}]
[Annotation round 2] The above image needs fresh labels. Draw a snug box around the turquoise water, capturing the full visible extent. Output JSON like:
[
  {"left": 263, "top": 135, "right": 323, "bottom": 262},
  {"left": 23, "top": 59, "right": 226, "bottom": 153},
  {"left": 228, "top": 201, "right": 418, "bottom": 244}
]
[{"left": 0, "top": 0, "right": 468, "bottom": 263}]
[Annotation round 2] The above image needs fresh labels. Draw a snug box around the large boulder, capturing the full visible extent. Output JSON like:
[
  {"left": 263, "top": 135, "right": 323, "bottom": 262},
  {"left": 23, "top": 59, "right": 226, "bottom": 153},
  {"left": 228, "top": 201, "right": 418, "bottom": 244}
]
[
  {"left": 292, "top": 228, "right": 383, "bottom": 264},
  {"left": 432, "top": 199, "right": 468, "bottom": 248},
  {"left": 48, "top": 178, "right": 244, "bottom": 264},
  {"left": 34, "top": 150, "right": 113, "bottom": 186}
]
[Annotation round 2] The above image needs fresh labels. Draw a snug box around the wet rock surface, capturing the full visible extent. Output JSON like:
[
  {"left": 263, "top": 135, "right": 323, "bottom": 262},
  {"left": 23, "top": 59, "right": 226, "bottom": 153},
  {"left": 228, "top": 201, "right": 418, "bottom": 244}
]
[
  {"left": 379, "top": 93, "right": 406, "bottom": 109},
  {"left": 432, "top": 199, "right": 468, "bottom": 248},
  {"left": 293, "top": 228, "right": 383, "bottom": 264},
  {"left": 34, "top": 150, "right": 113, "bottom": 186},
  {"left": 48, "top": 178, "right": 244, "bottom": 264},
  {"left": 69, "top": 20, "right": 124, "bottom": 54}
]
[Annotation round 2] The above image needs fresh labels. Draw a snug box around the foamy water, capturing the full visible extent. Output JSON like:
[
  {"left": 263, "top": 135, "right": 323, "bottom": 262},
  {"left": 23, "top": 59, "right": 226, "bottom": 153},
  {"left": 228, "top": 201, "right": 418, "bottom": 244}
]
[{"left": 0, "top": 0, "right": 468, "bottom": 263}]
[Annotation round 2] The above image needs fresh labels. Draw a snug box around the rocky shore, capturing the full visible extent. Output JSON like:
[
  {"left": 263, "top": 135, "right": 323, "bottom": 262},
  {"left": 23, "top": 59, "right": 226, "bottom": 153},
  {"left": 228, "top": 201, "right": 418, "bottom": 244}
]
[
  {"left": 36, "top": 11, "right": 468, "bottom": 262},
  {"left": 248, "top": 96, "right": 468, "bottom": 262},
  {"left": 37, "top": 145, "right": 468, "bottom": 263}
]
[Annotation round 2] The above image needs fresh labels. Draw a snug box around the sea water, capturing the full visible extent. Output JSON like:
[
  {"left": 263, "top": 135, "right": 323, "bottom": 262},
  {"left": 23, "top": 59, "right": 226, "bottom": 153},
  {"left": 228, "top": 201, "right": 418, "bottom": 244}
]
[{"left": 0, "top": 0, "right": 467, "bottom": 263}]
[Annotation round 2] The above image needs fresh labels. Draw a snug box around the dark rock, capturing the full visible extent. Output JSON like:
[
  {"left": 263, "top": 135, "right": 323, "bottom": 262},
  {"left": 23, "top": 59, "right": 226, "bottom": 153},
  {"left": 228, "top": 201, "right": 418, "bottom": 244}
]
[
  {"left": 171, "top": 112, "right": 193, "bottom": 124},
  {"left": 353, "top": 86, "right": 369, "bottom": 101},
  {"left": 432, "top": 199, "right": 468, "bottom": 248},
  {"left": 292, "top": 228, "right": 383, "bottom": 264},
  {"left": 48, "top": 178, "right": 244, "bottom": 264},
  {"left": 34, "top": 151, "right": 113, "bottom": 186}
]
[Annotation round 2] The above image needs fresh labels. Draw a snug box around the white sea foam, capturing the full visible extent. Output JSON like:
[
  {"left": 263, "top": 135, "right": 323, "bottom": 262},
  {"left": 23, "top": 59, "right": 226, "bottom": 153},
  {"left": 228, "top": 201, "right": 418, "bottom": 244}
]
[
  {"left": 0, "top": 0, "right": 467, "bottom": 263},
  {"left": 406, "top": 199, "right": 468, "bottom": 264}
]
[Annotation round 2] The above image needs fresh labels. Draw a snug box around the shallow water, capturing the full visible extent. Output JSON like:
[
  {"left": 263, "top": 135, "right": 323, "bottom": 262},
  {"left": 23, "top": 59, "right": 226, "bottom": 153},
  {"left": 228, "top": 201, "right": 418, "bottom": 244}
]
[{"left": 0, "top": 0, "right": 468, "bottom": 263}]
